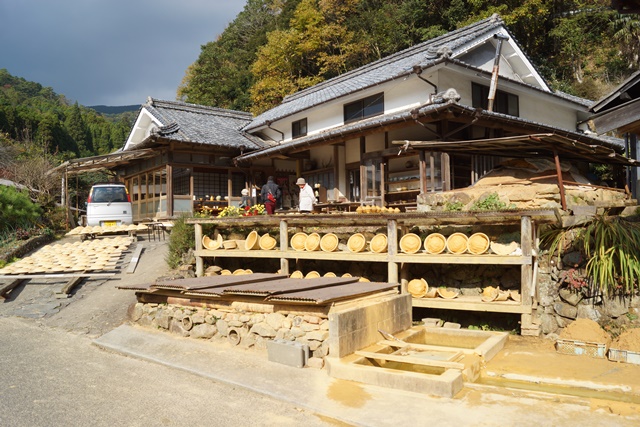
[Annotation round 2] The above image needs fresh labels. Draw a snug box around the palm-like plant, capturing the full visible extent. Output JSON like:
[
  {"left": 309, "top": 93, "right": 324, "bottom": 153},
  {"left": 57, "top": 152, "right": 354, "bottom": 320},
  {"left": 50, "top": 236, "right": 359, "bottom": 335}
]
[{"left": 541, "top": 214, "right": 640, "bottom": 297}]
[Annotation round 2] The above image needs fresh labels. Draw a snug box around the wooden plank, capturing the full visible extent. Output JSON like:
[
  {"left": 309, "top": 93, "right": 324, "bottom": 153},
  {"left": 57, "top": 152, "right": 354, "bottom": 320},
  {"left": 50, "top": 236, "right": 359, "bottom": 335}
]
[
  {"left": 0, "top": 279, "right": 28, "bottom": 300},
  {"left": 56, "top": 275, "right": 86, "bottom": 298},
  {"left": 411, "top": 297, "right": 532, "bottom": 314},
  {"left": 378, "top": 340, "right": 476, "bottom": 356},
  {"left": 0, "top": 273, "right": 115, "bottom": 279},
  {"left": 126, "top": 245, "right": 144, "bottom": 274},
  {"left": 391, "top": 254, "right": 531, "bottom": 265},
  {"left": 354, "top": 350, "right": 465, "bottom": 370}
]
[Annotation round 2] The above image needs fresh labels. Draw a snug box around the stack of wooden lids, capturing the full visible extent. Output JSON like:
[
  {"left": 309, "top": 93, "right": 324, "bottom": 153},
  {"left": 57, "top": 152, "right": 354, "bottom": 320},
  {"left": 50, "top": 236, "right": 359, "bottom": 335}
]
[
  {"left": 408, "top": 278, "right": 428, "bottom": 298},
  {"left": 259, "top": 233, "right": 277, "bottom": 250},
  {"left": 370, "top": 234, "right": 388, "bottom": 253},
  {"left": 467, "top": 232, "right": 490, "bottom": 255},
  {"left": 305, "top": 232, "right": 321, "bottom": 251},
  {"left": 202, "top": 234, "right": 223, "bottom": 250},
  {"left": 424, "top": 233, "right": 446, "bottom": 254},
  {"left": 446, "top": 232, "right": 468, "bottom": 254},
  {"left": 245, "top": 230, "right": 260, "bottom": 250},
  {"left": 347, "top": 233, "right": 366, "bottom": 253},
  {"left": 290, "top": 232, "right": 308, "bottom": 251},
  {"left": 320, "top": 233, "right": 339, "bottom": 252},
  {"left": 400, "top": 233, "right": 422, "bottom": 254}
]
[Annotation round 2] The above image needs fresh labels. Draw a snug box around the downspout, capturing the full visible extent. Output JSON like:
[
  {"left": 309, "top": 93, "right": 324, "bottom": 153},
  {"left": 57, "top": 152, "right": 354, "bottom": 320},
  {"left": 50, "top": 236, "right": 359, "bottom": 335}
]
[
  {"left": 487, "top": 33, "right": 509, "bottom": 112},
  {"left": 265, "top": 120, "right": 284, "bottom": 142},
  {"left": 412, "top": 65, "right": 438, "bottom": 102}
]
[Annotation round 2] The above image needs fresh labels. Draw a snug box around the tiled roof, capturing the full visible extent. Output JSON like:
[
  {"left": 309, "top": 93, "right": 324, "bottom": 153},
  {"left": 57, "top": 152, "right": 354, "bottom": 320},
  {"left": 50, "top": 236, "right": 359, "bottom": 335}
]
[
  {"left": 243, "top": 14, "right": 507, "bottom": 132},
  {"left": 137, "top": 98, "right": 267, "bottom": 151},
  {"left": 237, "top": 100, "right": 625, "bottom": 163}
]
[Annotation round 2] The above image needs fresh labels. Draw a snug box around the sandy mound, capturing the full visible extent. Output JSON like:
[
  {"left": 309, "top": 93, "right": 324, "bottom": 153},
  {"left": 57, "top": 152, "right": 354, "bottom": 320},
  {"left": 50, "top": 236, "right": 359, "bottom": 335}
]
[
  {"left": 612, "top": 328, "right": 640, "bottom": 352},
  {"left": 559, "top": 318, "right": 611, "bottom": 345}
]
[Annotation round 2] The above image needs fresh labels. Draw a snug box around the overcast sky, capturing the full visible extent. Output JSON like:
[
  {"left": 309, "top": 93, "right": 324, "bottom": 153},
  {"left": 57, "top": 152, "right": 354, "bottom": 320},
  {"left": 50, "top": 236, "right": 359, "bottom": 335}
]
[{"left": 1, "top": 0, "right": 246, "bottom": 107}]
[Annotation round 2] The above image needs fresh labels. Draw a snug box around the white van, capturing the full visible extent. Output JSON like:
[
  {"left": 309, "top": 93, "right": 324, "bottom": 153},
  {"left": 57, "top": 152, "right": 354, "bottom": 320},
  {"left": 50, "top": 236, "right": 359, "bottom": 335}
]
[{"left": 86, "top": 183, "right": 133, "bottom": 227}]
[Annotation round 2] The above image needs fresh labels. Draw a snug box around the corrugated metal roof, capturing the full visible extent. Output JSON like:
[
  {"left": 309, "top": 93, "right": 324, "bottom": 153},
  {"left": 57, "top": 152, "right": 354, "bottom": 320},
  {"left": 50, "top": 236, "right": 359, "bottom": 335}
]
[
  {"left": 221, "top": 276, "right": 360, "bottom": 297},
  {"left": 266, "top": 281, "right": 398, "bottom": 305},
  {"left": 151, "top": 273, "right": 286, "bottom": 291}
]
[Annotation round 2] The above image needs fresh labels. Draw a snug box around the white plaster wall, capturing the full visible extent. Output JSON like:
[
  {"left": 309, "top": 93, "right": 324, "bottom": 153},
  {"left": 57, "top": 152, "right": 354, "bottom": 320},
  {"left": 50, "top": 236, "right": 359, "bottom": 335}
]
[
  {"left": 310, "top": 145, "right": 334, "bottom": 169},
  {"left": 345, "top": 138, "right": 361, "bottom": 164},
  {"left": 366, "top": 133, "right": 385, "bottom": 152},
  {"left": 273, "top": 159, "right": 296, "bottom": 173}
]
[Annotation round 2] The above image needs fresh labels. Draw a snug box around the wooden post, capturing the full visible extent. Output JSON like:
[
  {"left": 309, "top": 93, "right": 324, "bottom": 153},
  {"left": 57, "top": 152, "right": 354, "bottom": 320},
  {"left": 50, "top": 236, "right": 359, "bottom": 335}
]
[
  {"left": 520, "top": 215, "right": 532, "bottom": 307},
  {"left": 195, "top": 223, "right": 203, "bottom": 277},
  {"left": 553, "top": 149, "right": 567, "bottom": 210},
  {"left": 419, "top": 150, "right": 427, "bottom": 194},
  {"left": 280, "top": 219, "right": 289, "bottom": 275},
  {"left": 387, "top": 219, "right": 398, "bottom": 283}
]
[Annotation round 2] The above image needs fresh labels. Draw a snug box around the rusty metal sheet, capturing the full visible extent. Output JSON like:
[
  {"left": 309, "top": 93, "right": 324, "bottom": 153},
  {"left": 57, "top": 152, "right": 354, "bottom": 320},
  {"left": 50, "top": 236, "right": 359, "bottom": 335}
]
[
  {"left": 221, "top": 276, "right": 360, "bottom": 297},
  {"left": 116, "top": 284, "right": 156, "bottom": 291},
  {"left": 266, "top": 281, "right": 398, "bottom": 304},
  {"left": 151, "top": 273, "right": 287, "bottom": 290}
]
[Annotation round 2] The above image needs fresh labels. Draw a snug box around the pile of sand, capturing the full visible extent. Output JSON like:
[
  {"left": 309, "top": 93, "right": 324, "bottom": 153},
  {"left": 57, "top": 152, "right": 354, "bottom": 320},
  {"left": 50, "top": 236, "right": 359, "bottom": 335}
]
[
  {"left": 611, "top": 328, "right": 640, "bottom": 352},
  {"left": 559, "top": 318, "right": 611, "bottom": 345}
]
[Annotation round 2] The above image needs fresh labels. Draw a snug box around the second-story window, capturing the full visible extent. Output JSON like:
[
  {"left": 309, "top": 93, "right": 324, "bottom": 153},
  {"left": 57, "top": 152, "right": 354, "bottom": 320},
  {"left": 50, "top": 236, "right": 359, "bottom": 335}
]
[
  {"left": 292, "top": 118, "right": 307, "bottom": 138},
  {"left": 472, "top": 83, "right": 519, "bottom": 116},
  {"left": 344, "top": 92, "right": 384, "bottom": 124}
]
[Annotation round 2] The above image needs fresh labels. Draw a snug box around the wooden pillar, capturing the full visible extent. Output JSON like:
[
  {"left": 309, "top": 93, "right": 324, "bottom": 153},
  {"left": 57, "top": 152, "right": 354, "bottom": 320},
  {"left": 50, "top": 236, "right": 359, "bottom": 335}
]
[
  {"left": 166, "top": 164, "right": 173, "bottom": 217},
  {"left": 553, "top": 150, "right": 567, "bottom": 210},
  {"left": 195, "top": 223, "right": 203, "bottom": 277},
  {"left": 387, "top": 219, "right": 398, "bottom": 284},
  {"left": 419, "top": 150, "right": 427, "bottom": 194},
  {"left": 520, "top": 215, "right": 532, "bottom": 307},
  {"left": 279, "top": 219, "right": 289, "bottom": 275}
]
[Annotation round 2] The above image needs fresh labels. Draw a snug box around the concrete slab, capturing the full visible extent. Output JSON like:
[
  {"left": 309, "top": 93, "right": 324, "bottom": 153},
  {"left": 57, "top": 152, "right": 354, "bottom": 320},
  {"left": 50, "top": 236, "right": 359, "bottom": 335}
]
[{"left": 93, "top": 324, "right": 640, "bottom": 426}]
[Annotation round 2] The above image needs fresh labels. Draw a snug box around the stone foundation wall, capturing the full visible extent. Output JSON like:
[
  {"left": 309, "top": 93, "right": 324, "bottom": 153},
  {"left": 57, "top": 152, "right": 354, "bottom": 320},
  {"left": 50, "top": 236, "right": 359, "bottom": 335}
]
[
  {"left": 536, "top": 252, "right": 640, "bottom": 338},
  {"left": 130, "top": 303, "right": 330, "bottom": 360}
]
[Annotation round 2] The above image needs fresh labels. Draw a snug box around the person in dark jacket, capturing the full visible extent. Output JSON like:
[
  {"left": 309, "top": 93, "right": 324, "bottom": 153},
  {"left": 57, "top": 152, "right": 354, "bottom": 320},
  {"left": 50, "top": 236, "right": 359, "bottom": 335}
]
[{"left": 260, "top": 176, "right": 281, "bottom": 214}]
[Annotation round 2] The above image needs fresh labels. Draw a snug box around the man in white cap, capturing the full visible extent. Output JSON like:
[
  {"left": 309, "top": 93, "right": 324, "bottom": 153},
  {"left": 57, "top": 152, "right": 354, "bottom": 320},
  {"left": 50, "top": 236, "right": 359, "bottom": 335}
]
[{"left": 296, "top": 177, "right": 315, "bottom": 213}]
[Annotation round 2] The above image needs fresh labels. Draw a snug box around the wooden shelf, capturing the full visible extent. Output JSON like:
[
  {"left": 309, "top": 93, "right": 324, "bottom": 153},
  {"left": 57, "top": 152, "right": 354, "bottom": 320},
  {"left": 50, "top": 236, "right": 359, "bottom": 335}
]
[
  {"left": 411, "top": 296, "right": 532, "bottom": 314},
  {"left": 195, "top": 249, "right": 388, "bottom": 262},
  {"left": 391, "top": 253, "right": 531, "bottom": 265},
  {"left": 387, "top": 189, "right": 420, "bottom": 195}
]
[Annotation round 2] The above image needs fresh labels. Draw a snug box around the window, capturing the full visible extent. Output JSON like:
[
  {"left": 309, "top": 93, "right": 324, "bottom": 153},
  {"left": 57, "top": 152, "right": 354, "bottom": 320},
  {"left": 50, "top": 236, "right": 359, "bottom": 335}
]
[
  {"left": 472, "top": 83, "right": 519, "bottom": 116},
  {"left": 292, "top": 118, "right": 307, "bottom": 138},
  {"left": 344, "top": 93, "right": 384, "bottom": 124}
]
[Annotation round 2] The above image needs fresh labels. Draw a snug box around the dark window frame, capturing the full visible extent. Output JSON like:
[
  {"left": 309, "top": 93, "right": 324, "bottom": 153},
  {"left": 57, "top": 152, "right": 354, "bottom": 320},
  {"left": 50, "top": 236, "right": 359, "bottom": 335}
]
[
  {"left": 344, "top": 92, "right": 384, "bottom": 124},
  {"left": 472, "top": 83, "right": 519, "bottom": 116},
  {"left": 292, "top": 118, "right": 308, "bottom": 138}
]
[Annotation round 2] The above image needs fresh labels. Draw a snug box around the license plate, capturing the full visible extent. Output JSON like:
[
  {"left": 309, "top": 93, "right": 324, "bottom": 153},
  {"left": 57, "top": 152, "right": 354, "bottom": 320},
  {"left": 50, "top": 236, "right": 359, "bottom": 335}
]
[{"left": 103, "top": 221, "right": 117, "bottom": 227}]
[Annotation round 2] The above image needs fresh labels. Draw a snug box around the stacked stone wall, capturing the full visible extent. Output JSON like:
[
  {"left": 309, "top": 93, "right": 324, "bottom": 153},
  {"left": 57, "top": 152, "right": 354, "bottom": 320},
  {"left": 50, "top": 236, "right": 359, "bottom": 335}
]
[{"left": 130, "top": 303, "right": 330, "bottom": 360}]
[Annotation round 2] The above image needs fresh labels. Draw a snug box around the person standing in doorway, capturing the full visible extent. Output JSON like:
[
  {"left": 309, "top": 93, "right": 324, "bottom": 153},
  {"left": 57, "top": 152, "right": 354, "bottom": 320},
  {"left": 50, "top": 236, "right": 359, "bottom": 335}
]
[
  {"left": 261, "top": 176, "right": 281, "bottom": 214},
  {"left": 297, "top": 177, "right": 315, "bottom": 213}
]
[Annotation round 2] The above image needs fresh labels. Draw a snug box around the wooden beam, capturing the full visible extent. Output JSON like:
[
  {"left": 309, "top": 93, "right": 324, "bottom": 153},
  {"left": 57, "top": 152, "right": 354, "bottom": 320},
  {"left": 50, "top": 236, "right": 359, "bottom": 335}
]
[
  {"left": 355, "top": 350, "right": 465, "bottom": 370},
  {"left": 0, "top": 279, "right": 28, "bottom": 300}
]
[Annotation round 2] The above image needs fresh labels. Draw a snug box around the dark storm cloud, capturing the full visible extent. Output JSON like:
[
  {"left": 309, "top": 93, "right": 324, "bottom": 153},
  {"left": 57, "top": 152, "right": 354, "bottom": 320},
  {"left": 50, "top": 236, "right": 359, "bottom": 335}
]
[{"left": 0, "top": 0, "right": 246, "bottom": 106}]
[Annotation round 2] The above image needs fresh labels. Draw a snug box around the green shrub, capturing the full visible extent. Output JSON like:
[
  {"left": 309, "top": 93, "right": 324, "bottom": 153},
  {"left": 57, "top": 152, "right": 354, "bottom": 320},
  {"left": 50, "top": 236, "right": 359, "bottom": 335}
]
[
  {"left": 0, "top": 186, "right": 42, "bottom": 233},
  {"left": 166, "top": 214, "right": 195, "bottom": 269},
  {"left": 470, "top": 193, "right": 509, "bottom": 211},
  {"left": 541, "top": 214, "right": 640, "bottom": 297}
]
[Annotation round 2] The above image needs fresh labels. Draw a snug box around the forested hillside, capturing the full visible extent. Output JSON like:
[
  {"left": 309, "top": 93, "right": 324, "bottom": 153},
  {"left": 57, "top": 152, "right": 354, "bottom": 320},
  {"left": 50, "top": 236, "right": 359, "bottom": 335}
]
[
  {"left": 179, "top": 0, "right": 640, "bottom": 115},
  {"left": 0, "top": 69, "right": 134, "bottom": 160}
]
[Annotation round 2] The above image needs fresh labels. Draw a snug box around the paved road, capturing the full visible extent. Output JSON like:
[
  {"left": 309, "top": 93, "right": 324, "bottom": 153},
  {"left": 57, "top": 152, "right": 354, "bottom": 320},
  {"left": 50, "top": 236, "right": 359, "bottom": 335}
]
[
  {"left": 0, "top": 236, "right": 337, "bottom": 427},
  {"left": 0, "top": 317, "right": 336, "bottom": 427}
]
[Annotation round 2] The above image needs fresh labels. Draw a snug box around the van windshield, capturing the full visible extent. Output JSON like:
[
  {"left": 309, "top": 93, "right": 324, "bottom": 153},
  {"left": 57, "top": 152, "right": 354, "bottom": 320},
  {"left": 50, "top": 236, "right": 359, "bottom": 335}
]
[{"left": 92, "top": 187, "right": 128, "bottom": 203}]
